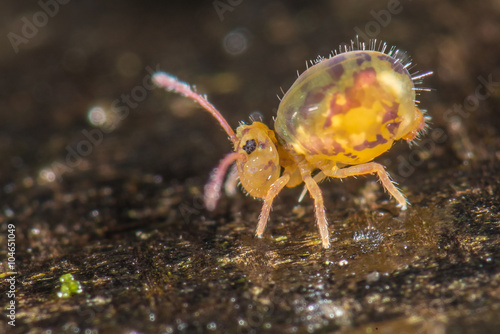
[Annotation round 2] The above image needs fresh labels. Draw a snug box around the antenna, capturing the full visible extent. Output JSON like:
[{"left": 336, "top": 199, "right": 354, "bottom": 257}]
[{"left": 153, "top": 72, "right": 237, "bottom": 143}]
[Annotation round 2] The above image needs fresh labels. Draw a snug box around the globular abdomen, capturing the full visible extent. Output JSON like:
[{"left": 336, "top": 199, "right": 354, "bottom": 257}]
[{"left": 275, "top": 50, "right": 421, "bottom": 166}]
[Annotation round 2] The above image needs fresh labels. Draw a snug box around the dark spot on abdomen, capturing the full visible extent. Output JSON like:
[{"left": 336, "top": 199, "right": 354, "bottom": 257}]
[
  {"left": 353, "top": 134, "right": 388, "bottom": 151},
  {"left": 328, "top": 64, "right": 345, "bottom": 81}
]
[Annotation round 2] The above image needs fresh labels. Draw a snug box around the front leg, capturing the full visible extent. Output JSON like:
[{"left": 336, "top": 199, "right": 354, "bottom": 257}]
[
  {"left": 255, "top": 174, "right": 291, "bottom": 238},
  {"left": 325, "top": 162, "right": 408, "bottom": 210}
]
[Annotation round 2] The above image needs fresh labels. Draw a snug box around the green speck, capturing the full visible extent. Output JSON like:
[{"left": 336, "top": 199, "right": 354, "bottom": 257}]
[
  {"left": 274, "top": 235, "right": 288, "bottom": 242},
  {"left": 57, "top": 273, "right": 83, "bottom": 298}
]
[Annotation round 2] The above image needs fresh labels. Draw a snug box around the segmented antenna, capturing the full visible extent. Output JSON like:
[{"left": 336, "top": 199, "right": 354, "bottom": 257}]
[
  {"left": 204, "top": 152, "right": 245, "bottom": 211},
  {"left": 153, "top": 72, "right": 237, "bottom": 143}
]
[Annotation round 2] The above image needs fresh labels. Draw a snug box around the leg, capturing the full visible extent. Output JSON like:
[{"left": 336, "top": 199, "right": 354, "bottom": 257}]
[
  {"left": 301, "top": 172, "right": 330, "bottom": 248},
  {"left": 298, "top": 171, "right": 326, "bottom": 202},
  {"left": 326, "top": 162, "right": 408, "bottom": 210},
  {"left": 255, "top": 174, "right": 290, "bottom": 237}
]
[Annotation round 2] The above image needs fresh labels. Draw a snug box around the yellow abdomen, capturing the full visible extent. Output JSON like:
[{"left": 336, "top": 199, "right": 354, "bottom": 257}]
[{"left": 275, "top": 50, "right": 423, "bottom": 166}]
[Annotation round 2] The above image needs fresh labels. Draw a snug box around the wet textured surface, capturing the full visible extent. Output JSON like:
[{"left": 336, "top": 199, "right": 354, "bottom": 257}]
[{"left": 1, "top": 1, "right": 500, "bottom": 333}]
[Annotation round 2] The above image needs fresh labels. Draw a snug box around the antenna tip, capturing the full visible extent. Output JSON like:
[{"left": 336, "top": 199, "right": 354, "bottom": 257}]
[{"left": 152, "top": 72, "right": 176, "bottom": 88}]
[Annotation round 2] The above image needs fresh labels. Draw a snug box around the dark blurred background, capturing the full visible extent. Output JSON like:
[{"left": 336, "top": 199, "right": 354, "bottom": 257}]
[
  {"left": 1, "top": 1, "right": 500, "bottom": 333},
  {"left": 1, "top": 0, "right": 499, "bottom": 185}
]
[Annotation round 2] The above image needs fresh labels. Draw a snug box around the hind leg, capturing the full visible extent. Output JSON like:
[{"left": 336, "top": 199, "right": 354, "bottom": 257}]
[{"left": 325, "top": 162, "right": 408, "bottom": 210}]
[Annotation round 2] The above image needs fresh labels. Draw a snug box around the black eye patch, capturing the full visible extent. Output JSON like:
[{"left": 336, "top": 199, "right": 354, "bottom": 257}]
[{"left": 242, "top": 139, "right": 257, "bottom": 154}]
